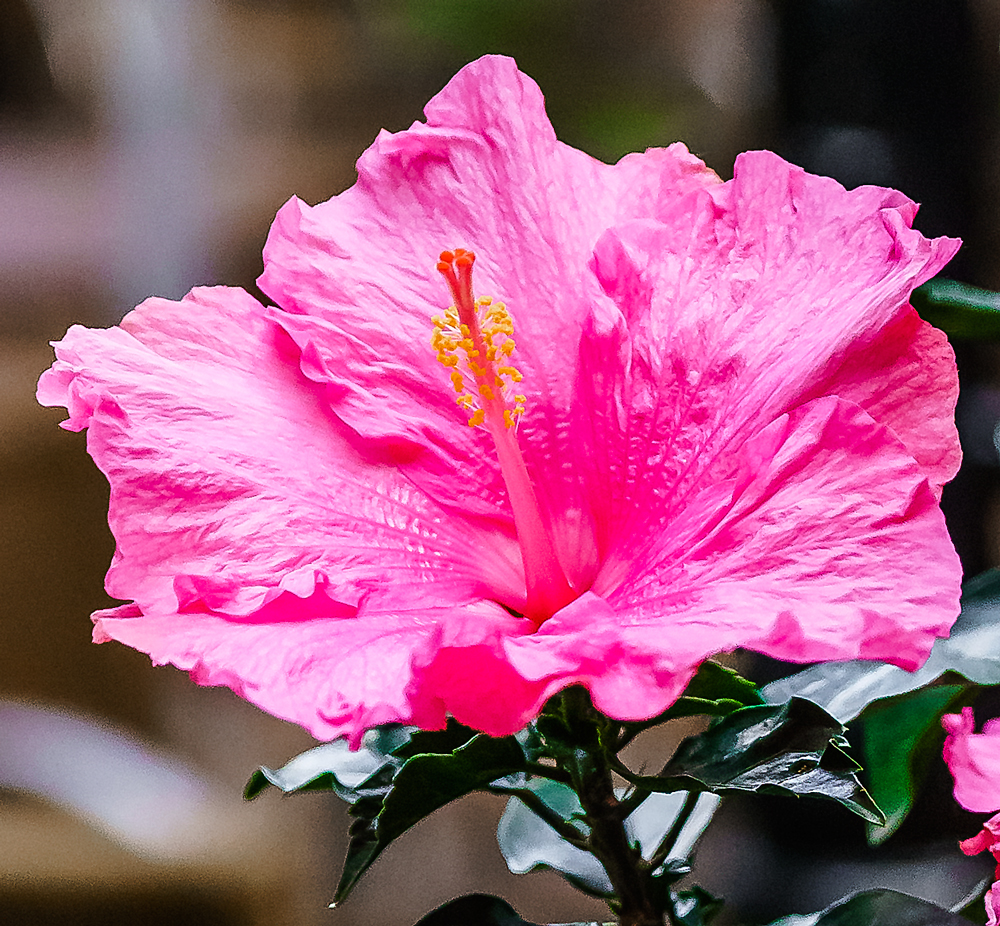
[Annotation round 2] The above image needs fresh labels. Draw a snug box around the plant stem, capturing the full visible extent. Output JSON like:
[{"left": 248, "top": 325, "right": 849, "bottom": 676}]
[
  {"left": 559, "top": 689, "right": 666, "bottom": 926},
  {"left": 487, "top": 785, "right": 591, "bottom": 850}
]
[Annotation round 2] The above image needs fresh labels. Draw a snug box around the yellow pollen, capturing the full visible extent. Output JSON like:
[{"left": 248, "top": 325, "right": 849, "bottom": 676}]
[{"left": 433, "top": 250, "right": 527, "bottom": 429}]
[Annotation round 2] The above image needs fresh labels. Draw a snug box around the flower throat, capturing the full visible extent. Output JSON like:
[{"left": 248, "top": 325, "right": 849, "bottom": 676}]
[{"left": 433, "top": 249, "right": 574, "bottom": 624}]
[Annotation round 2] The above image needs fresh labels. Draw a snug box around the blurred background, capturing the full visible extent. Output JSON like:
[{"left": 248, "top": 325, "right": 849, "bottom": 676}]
[{"left": 3, "top": 1, "right": 1000, "bottom": 923}]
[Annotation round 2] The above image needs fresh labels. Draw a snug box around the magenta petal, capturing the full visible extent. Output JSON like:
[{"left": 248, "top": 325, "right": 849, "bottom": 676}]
[
  {"left": 95, "top": 598, "right": 527, "bottom": 742},
  {"left": 813, "top": 305, "right": 959, "bottom": 497},
  {"left": 944, "top": 715, "right": 1000, "bottom": 926},
  {"left": 987, "top": 881, "right": 1000, "bottom": 926},
  {"left": 37, "top": 287, "right": 525, "bottom": 620},
  {"left": 586, "top": 153, "right": 959, "bottom": 468},
  {"left": 38, "top": 55, "right": 962, "bottom": 742},
  {"left": 498, "top": 404, "right": 958, "bottom": 724},
  {"left": 943, "top": 708, "right": 1000, "bottom": 813},
  {"left": 503, "top": 592, "right": 700, "bottom": 724},
  {"left": 590, "top": 396, "right": 959, "bottom": 689},
  {"left": 257, "top": 56, "right": 716, "bottom": 473}
]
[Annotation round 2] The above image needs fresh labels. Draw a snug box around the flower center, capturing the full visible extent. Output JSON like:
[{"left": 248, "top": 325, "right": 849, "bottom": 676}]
[{"left": 433, "top": 249, "right": 575, "bottom": 624}]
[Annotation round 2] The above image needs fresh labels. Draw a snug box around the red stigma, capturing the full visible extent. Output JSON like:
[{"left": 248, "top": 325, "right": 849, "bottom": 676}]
[{"left": 436, "top": 248, "right": 477, "bottom": 317}]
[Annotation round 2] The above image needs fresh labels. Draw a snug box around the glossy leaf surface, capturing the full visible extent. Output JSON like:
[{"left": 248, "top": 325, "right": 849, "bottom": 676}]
[
  {"left": 412, "top": 893, "right": 542, "bottom": 926},
  {"left": 497, "top": 780, "right": 719, "bottom": 896},
  {"left": 244, "top": 731, "right": 401, "bottom": 801},
  {"left": 336, "top": 733, "right": 529, "bottom": 902},
  {"left": 648, "top": 699, "right": 883, "bottom": 823},
  {"left": 858, "top": 684, "right": 967, "bottom": 844},
  {"left": 765, "top": 889, "right": 975, "bottom": 926},
  {"left": 763, "top": 569, "right": 1000, "bottom": 722},
  {"left": 672, "top": 886, "right": 724, "bottom": 926},
  {"left": 912, "top": 278, "right": 1000, "bottom": 340}
]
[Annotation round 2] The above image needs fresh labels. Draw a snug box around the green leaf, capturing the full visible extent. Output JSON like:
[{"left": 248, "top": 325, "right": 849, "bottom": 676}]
[
  {"left": 680, "top": 661, "right": 765, "bottom": 707},
  {"left": 391, "top": 718, "right": 480, "bottom": 761},
  {"left": 763, "top": 568, "right": 1000, "bottom": 722},
  {"left": 856, "top": 684, "right": 969, "bottom": 844},
  {"left": 244, "top": 721, "right": 480, "bottom": 802},
  {"left": 672, "top": 886, "right": 724, "bottom": 926},
  {"left": 764, "top": 889, "right": 975, "bottom": 926},
  {"left": 496, "top": 780, "right": 718, "bottom": 898},
  {"left": 645, "top": 699, "right": 883, "bottom": 824},
  {"left": 912, "top": 278, "right": 1000, "bottom": 340},
  {"left": 497, "top": 778, "right": 610, "bottom": 897},
  {"left": 617, "top": 661, "right": 764, "bottom": 741},
  {"left": 411, "top": 893, "right": 541, "bottom": 926},
  {"left": 244, "top": 732, "right": 405, "bottom": 801},
  {"left": 335, "top": 733, "right": 529, "bottom": 903}
]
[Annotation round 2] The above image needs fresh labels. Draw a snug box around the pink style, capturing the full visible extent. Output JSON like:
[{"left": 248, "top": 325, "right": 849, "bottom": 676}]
[{"left": 38, "top": 55, "right": 962, "bottom": 744}]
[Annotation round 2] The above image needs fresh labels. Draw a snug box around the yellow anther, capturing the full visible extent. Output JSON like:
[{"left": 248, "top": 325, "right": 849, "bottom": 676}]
[
  {"left": 515, "top": 394, "right": 526, "bottom": 404},
  {"left": 431, "top": 259, "right": 526, "bottom": 431}
]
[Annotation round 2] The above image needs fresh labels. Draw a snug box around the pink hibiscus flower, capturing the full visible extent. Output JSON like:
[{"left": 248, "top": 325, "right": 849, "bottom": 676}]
[
  {"left": 943, "top": 709, "right": 1000, "bottom": 925},
  {"left": 37, "top": 55, "right": 962, "bottom": 743}
]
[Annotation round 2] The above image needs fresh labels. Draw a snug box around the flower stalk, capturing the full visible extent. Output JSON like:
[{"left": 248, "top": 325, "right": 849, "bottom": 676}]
[{"left": 553, "top": 688, "right": 672, "bottom": 926}]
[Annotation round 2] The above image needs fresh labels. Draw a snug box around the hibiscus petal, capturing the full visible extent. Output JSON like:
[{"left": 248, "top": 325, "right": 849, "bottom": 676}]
[
  {"left": 37, "top": 286, "right": 526, "bottom": 619},
  {"left": 943, "top": 708, "right": 1000, "bottom": 813},
  {"left": 503, "top": 591, "right": 700, "bottom": 724},
  {"left": 257, "top": 55, "right": 716, "bottom": 501},
  {"left": 36, "top": 55, "right": 963, "bottom": 745},
  {"left": 499, "top": 396, "right": 958, "bottom": 723},
  {"left": 562, "top": 152, "right": 959, "bottom": 593},
  {"left": 93, "top": 598, "right": 529, "bottom": 743},
  {"left": 614, "top": 396, "right": 958, "bottom": 663},
  {"left": 808, "top": 305, "right": 959, "bottom": 497}
]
